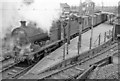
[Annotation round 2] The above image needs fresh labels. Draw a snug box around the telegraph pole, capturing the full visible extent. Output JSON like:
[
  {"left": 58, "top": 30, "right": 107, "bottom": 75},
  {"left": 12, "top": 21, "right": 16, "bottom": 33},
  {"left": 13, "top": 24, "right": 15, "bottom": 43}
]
[
  {"left": 89, "top": 2, "right": 95, "bottom": 49},
  {"left": 66, "top": 16, "right": 70, "bottom": 55},
  {"left": 101, "top": 1, "right": 104, "bottom": 10},
  {"left": 66, "top": 6, "right": 71, "bottom": 55},
  {"left": 61, "top": 20, "right": 66, "bottom": 60},
  {"left": 78, "top": 0, "right": 82, "bottom": 55}
]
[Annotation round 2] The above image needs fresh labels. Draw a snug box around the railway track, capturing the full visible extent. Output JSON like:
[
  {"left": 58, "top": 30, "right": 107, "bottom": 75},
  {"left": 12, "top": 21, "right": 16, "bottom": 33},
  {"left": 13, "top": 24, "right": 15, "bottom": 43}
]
[
  {"left": 0, "top": 58, "right": 14, "bottom": 70},
  {"left": 1, "top": 41, "right": 64, "bottom": 79},
  {"left": 39, "top": 40, "right": 118, "bottom": 79},
  {"left": 1, "top": 61, "right": 35, "bottom": 79},
  {"left": 1, "top": 41, "right": 62, "bottom": 79},
  {"left": 41, "top": 56, "right": 115, "bottom": 79}
]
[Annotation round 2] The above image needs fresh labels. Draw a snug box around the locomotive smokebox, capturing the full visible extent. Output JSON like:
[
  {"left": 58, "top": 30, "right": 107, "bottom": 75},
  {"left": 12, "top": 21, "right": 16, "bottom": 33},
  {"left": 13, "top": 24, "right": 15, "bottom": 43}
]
[{"left": 20, "top": 21, "right": 26, "bottom": 27}]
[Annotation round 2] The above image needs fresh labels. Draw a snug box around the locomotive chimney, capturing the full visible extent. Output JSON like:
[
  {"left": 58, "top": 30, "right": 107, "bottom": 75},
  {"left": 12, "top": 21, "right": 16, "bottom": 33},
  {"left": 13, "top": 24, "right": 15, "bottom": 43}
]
[{"left": 20, "top": 21, "right": 26, "bottom": 27}]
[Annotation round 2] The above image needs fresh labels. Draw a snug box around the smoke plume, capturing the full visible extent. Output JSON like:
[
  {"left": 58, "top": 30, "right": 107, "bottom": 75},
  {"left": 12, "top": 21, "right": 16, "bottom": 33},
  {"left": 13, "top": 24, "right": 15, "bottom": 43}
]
[
  {"left": 1, "top": 0, "right": 22, "bottom": 38},
  {"left": 18, "top": 0, "right": 61, "bottom": 32},
  {"left": 1, "top": 0, "right": 62, "bottom": 38}
]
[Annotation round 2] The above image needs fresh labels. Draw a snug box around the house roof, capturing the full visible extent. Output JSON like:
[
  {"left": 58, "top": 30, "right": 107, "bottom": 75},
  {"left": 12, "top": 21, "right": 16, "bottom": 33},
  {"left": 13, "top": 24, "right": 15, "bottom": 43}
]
[{"left": 60, "top": 3, "right": 70, "bottom": 8}]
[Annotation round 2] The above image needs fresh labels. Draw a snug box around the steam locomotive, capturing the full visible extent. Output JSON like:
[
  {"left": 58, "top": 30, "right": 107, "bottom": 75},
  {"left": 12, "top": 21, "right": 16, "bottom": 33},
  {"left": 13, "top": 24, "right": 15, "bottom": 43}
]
[{"left": 10, "top": 12, "right": 110, "bottom": 64}]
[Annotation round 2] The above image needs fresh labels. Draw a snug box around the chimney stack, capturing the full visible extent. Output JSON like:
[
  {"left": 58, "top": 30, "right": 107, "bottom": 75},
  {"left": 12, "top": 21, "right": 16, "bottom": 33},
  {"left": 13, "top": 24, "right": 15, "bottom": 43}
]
[{"left": 20, "top": 21, "right": 26, "bottom": 27}]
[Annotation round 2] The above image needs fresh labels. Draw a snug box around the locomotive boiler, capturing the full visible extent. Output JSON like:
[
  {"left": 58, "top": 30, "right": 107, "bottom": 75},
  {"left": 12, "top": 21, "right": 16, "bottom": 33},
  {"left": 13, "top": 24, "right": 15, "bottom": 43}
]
[
  {"left": 12, "top": 21, "right": 50, "bottom": 47},
  {"left": 11, "top": 21, "right": 50, "bottom": 63}
]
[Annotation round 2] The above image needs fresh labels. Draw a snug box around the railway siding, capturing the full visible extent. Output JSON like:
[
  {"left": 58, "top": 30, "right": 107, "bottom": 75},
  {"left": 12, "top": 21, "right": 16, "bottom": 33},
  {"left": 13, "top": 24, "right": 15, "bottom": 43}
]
[
  {"left": 43, "top": 54, "right": 116, "bottom": 79},
  {"left": 36, "top": 39, "right": 117, "bottom": 73},
  {"left": 41, "top": 41, "right": 117, "bottom": 79},
  {"left": 20, "top": 39, "right": 118, "bottom": 79}
]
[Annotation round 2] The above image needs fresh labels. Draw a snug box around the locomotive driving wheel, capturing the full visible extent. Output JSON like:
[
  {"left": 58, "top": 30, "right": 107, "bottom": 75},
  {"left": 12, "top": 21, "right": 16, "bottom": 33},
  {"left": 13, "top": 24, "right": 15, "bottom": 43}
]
[{"left": 26, "top": 54, "right": 35, "bottom": 65}]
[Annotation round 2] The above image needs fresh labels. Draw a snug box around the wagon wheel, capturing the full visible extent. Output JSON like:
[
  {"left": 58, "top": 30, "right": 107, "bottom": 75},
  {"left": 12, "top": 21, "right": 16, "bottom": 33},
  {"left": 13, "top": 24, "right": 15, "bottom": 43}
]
[
  {"left": 14, "top": 57, "right": 18, "bottom": 63},
  {"left": 44, "top": 49, "right": 48, "bottom": 56},
  {"left": 13, "top": 51, "right": 19, "bottom": 63},
  {"left": 34, "top": 53, "right": 40, "bottom": 62},
  {"left": 27, "top": 59, "right": 33, "bottom": 65},
  {"left": 14, "top": 56, "right": 20, "bottom": 63},
  {"left": 26, "top": 55, "right": 35, "bottom": 65}
]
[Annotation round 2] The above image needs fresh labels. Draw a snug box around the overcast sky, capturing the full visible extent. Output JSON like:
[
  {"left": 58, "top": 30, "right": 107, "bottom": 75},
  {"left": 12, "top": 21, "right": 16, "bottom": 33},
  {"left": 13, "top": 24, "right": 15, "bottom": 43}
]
[
  {"left": 1, "top": 0, "right": 119, "bottom": 6},
  {"left": 61, "top": 0, "right": 119, "bottom": 6}
]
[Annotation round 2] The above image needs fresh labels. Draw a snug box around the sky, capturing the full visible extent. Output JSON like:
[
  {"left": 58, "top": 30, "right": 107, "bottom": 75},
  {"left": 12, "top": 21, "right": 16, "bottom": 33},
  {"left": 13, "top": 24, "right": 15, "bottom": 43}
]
[
  {"left": 1, "top": 0, "right": 119, "bottom": 6},
  {"left": 61, "top": 0, "right": 119, "bottom": 6}
]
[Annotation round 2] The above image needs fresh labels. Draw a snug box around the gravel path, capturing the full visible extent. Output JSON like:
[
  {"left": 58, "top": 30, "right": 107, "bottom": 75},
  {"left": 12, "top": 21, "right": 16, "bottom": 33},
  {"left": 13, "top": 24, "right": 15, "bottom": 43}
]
[
  {"left": 88, "top": 53, "right": 120, "bottom": 79},
  {"left": 89, "top": 64, "right": 119, "bottom": 79}
]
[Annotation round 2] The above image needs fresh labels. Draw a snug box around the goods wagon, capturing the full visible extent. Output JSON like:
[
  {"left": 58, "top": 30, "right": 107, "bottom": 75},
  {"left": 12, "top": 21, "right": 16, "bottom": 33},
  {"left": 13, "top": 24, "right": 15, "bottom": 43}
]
[
  {"left": 49, "top": 21, "right": 61, "bottom": 42},
  {"left": 92, "top": 15, "right": 97, "bottom": 26},
  {"left": 95, "top": 13, "right": 102, "bottom": 24},
  {"left": 82, "top": 16, "right": 89, "bottom": 30},
  {"left": 88, "top": 16, "right": 92, "bottom": 27},
  {"left": 107, "top": 13, "right": 115, "bottom": 24},
  {"left": 70, "top": 20, "right": 79, "bottom": 36},
  {"left": 101, "top": 13, "right": 107, "bottom": 22}
]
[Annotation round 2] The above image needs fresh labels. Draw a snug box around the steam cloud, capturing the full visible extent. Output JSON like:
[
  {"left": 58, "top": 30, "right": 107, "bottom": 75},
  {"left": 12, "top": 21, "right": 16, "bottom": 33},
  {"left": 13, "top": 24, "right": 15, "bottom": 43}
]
[
  {"left": 1, "top": 0, "right": 62, "bottom": 38},
  {"left": 1, "top": 0, "right": 22, "bottom": 38},
  {"left": 18, "top": 0, "right": 61, "bottom": 32}
]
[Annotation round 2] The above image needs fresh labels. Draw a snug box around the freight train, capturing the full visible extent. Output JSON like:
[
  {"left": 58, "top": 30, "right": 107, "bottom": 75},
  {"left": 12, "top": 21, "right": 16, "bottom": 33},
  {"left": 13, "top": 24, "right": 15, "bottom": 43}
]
[{"left": 8, "top": 12, "right": 109, "bottom": 64}]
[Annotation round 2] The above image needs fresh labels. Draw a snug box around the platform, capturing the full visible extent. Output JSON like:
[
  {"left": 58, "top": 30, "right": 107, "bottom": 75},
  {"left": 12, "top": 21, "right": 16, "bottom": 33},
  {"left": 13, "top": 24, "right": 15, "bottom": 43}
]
[{"left": 21, "top": 23, "right": 113, "bottom": 78}]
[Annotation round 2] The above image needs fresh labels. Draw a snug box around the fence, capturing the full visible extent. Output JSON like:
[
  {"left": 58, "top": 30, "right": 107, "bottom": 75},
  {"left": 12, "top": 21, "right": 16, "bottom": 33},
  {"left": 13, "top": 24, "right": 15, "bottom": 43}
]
[{"left": 92, "top": 29, "right": 113, "bottom": 48}]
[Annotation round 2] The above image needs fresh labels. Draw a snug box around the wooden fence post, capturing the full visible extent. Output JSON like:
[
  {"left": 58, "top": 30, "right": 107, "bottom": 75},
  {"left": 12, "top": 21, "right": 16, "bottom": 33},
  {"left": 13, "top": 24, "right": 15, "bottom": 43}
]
[
  {"left": 90, "top": 37, "right": 92, "bottom": 49},
  {"left": 98, "top": 34, "right": 101, "bottom": 46},
  {"left": 104, "top": 32, "right": 106, "bottom": 42}
]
